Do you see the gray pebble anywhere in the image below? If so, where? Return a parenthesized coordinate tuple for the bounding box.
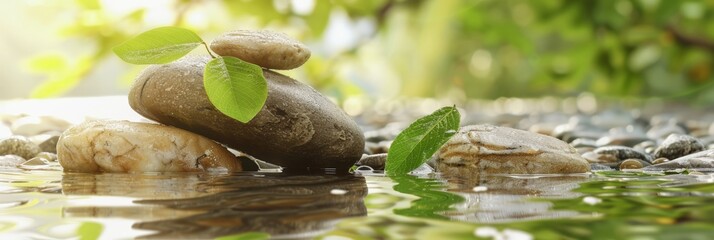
(0, 136, 41, 159)
(593, 146, 652, 162)
(356, 153, 387, 170)
(596, 134, 651, 147)
(653, 134, 704, 160)
(590, 163, 614, 171)
(0, 154, 25, 167)
(644, 149, 714, 170)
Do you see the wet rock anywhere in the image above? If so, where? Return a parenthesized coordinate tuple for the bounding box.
(595, 134, 650, 147)
(653, 134, 705, 160)
(57, 120, 241, 173)
(619, 159, 645, 169)
(437, 125, 590, 175)
(210, 30, 311, 70)
(553, 116, 606, 142)
(0, 155, 25, 167)
(38, 135, 60, 153)
(356, 153, 387, 170)
(0, 136, 41, 159)
(570, 138, 597, 148)
(584, 146, 653, 164)
(651, 157, 668, 165)
(10, 116, 70, 136)
(590, 163, 614, 171)
(643, 149, 714, 170)
(129, 56, 364, 172)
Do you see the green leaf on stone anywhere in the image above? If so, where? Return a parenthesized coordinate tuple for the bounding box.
(113, 26, 203, 64)
(386, 106, 460, 176)
(204, 56, 268, 123)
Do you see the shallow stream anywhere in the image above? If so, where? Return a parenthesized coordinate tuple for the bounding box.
(2, 166, 714, 239)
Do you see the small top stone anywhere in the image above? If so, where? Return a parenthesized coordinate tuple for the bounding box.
(210, 30, 311, 70)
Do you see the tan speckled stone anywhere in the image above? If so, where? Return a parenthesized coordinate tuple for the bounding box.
(437, 125, 590, 176)
(210, 30, 310, 70)
(57, 120, 240, 173)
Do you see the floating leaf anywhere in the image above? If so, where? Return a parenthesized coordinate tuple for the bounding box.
(215, 232, 270, 240)
(113, 26, 203, 64)
(204, 56, 268, 123)
(386, 106, 460, 175)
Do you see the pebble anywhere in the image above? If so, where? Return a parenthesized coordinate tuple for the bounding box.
(128, 56, 364, 172)
(38, 135, 60, 153)
(583, 146, 653, 164)
(356, 153, 387, 170)
(595, 134, 650, 147)
(0, 136, 41, 159)
(653, 134, 705, 160)
(57, 120, 241, 173)
(644, 149, 714, 170)
(619, 159, 645, 169)
(437, 124, 590, 176)
(651, 157, 669, 165)
(10, 116, 70, 136)
(210, 29, 311, 70)
(0, 155, 25, 167)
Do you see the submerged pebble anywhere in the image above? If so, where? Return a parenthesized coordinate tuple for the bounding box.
(437, 124, 590, 176)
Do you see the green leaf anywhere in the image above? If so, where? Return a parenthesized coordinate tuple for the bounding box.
(386, 106, 460, 175)
(215, 232, 270, 240)
(76, 221, 103, 240)
(113, 26, 203, 64)
(204, 56, 268, 123)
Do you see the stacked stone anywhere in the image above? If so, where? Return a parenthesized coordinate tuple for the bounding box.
(48, 30, 364, 173)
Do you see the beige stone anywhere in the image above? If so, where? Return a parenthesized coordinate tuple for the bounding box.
(210, 30, 311, 70)
(437, 125, 590, 176)
(57, 120, 240, 173)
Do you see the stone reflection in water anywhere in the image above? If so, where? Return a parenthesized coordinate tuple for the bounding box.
(440, 168, 591, 223)
(116, 174, 367, 239)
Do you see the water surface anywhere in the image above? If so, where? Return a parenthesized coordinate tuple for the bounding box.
(2, 167, 714, 239)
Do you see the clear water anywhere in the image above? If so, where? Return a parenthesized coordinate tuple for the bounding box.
(2, 165, 714, 239)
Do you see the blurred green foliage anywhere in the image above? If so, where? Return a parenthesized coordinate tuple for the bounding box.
(27, 0, 714, 102)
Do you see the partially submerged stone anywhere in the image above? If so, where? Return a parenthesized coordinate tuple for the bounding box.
(0, 136, 41, 159)
(210, 30, 311, 70)
(129, 56, 364, 172)
(643, 149, 714, 170)
(57, 120, 240, 173)
(437, 125, 590, 176)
